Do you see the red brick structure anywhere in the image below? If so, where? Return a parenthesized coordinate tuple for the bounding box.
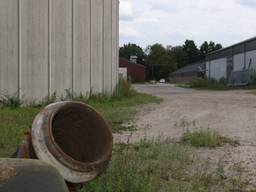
(119, 58, 146, 83)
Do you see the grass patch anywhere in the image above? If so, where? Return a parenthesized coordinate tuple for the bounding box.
(181, 129, 239, 148)
(0, 80, 161, 157)
(81, 139, 249, 192)
(88, 93, 161, 133)
(178, 78, 230, 91)
(178, 78, 256, 91)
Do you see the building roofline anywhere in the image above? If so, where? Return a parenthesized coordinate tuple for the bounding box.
(207, 36, 256, 56)
(119, 57, 146, 68)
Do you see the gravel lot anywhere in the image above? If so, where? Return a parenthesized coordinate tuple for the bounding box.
(115, 84, 256, 187)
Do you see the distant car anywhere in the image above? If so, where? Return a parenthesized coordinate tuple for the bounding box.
(159, 79, 166, 83)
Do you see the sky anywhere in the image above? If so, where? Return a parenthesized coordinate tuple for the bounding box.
(119, 0, 256, 49)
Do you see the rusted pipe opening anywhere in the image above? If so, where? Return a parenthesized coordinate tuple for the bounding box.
(31, 101, 113, 183)
(51, 103, 112, 163)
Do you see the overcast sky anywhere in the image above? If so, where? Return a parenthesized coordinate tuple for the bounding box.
(119, 0, 256, 49)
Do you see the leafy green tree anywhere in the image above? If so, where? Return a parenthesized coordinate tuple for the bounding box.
(183, 40, 200, 64)
(145, 44, 176, 80)
(200, 41, 223, 59)
(119, 43, 146, 64)
(168, 46, 189, 69)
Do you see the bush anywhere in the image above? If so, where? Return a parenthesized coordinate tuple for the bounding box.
(250, 72, 256, 85)
(219, 77, 227, 85)
(189, 78, 209, 88)
(188, 78, 229, 90)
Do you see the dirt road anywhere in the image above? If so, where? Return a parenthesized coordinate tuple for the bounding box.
(115, 84, 256, 187)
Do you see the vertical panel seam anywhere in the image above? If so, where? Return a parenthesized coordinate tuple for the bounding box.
(48, 0, 51, 97)
(110, 0, 113, 92)
(116, 0, 119, 85)
(18, 0, 21, 99)
(72, 0, 75, 97)
(89, 0, 92, 94)
(102, 0, 105, 93)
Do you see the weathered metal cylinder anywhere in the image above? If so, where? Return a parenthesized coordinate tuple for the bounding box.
(31, 101, 113, 184)
(0, 158, 69, 192)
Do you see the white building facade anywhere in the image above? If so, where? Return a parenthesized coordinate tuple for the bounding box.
(0, 0, 119, 102)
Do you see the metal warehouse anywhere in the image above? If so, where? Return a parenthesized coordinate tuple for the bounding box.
(0, 0, 119, 102)
(170, 61, 204, 83)
(206, 37, 256, 85)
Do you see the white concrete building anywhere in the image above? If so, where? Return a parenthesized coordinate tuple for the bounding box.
(0, 0, 119, 102)
(206, 37, 256, 84)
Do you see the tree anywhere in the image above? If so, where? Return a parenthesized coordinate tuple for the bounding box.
(168, 46, 189, 69)
(119, 43, 146, 64)
(183, 40, 200, 64)
(145, 44, 176, 80)
(199, 41, 223, 59)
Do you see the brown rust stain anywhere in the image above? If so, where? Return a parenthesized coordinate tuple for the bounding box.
(0, 164, 16, 183)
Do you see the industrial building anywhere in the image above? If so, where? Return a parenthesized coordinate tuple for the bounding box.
(0, 0, 119, 102)
(206, 37, 256, 85)
(170, 61, 205, 83)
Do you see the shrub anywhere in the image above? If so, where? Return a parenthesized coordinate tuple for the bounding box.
(189, 78, 209, 88)
(250, 72, 256, 85)
(187, 78, 229, 90)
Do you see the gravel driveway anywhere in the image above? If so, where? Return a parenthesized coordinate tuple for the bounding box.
(115, 84, 256, 187)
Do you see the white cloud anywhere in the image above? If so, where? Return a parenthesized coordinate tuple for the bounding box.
(119, 24, 140, 38)
(237, 0, 256, 7)
(119, 0, 256, 49)
(120, 0, 134, 21)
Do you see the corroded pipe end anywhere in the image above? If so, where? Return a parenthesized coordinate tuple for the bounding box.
(31, 102, 113, 184)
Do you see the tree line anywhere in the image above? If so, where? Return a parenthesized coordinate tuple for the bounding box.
(119, 40, 222, 80)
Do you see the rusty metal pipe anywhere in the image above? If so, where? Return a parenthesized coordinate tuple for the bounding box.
(30, 101, 113, 184)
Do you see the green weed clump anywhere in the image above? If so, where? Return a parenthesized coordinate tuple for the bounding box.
(188, 78, 229, 90)
(181, 129, 239, 148)
(0, 93, 22, 108)
(81, 139, 248, 192)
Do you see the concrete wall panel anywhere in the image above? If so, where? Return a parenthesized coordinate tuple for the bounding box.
(233, 53, 245, 72)
(50, 0, 72, 96)
(111, 0, 119, 91)
(73, 0, 91, 95)
(20, 0, 48, 102)
(91, 0, 104, 93)
(0, 0, 118, 102)
(0, 0, 18, 96)
(103, 0, 113, 93)
(210, 58, 227, 80)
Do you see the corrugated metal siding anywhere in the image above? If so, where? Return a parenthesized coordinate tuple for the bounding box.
(206, 37, 256, 81)
(0, 0, 119, 102)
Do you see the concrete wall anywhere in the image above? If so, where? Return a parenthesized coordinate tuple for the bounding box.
(0, 0, 119, 102)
